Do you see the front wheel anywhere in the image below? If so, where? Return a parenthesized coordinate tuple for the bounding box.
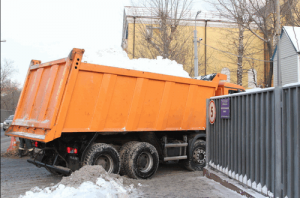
(83, 143, 120, 174)
(181, 140, 206, 171)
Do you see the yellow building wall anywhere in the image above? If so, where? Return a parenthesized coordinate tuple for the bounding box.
(125, 21, 265, 89)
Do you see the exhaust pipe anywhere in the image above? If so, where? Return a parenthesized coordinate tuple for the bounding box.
(27, 159, 72, 175)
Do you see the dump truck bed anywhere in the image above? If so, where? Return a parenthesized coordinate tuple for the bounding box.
(6, 48, 225, 142)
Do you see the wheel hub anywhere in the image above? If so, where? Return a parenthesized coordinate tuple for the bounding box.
(137, 152, 153, 173)
(95, 154, 113, 173)
(193, 148, 206, 165)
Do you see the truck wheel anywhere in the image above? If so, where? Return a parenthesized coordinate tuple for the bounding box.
(83, 143, 120, 174)
(124, 142, 159, 179)
(182, 140, 206, 171)
(119, 141, 138, 175)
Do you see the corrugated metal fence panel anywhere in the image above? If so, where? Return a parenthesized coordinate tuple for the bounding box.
(207, 84, 300, 197)
(207, 88, 276, 196)
(282, 85, 300, 198)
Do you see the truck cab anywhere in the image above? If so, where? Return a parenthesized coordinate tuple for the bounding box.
(216, 82, 245, 96)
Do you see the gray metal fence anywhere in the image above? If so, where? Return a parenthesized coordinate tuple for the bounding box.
(206, 84, 300, 198)
(1, 109, 14, 123)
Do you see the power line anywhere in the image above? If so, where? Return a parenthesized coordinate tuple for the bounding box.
(201, 43, 273, 62)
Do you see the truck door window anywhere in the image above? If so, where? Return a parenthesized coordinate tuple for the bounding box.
(229, 89, 239, 94)
(228, 89, 245, 94)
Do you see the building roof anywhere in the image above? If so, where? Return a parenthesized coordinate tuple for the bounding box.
(124, 6, 232, 22)
(272, 26, 300, 60)
(283, 26, 300, 53)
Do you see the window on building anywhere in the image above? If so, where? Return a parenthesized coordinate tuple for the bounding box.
(146, 26, 153, 38)
(221, 68, 230, 82)
(248, 69, 257, 88)
(125, 26, 128, 39)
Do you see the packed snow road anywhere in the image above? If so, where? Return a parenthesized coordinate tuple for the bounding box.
(1, 157, 61, 198)
(1, 159, 243, 197)
(1, 130, 243, 198)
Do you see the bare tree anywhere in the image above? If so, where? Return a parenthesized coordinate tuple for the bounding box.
(239, 0, 278, 87)
(207, 0, 257, 85)
(1, 59, 21, 111)
(282, 0, 300, 26)
(130, 0, 194, 68)
(209, 0, 299, 87)
(212, 25, 264, 87)
(1, 59, 16, 93)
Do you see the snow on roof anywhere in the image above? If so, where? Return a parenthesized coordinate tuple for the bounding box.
(124, 6, 232, 22)
(271, 26, 300, 60)
(283, 26, 300, 53)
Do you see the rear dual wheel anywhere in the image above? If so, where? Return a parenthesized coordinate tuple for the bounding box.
(121, 142, 159, 179)
(83, 143, 120, 174)
(83, 142, 159, 179)
(119, 141, 138, 175)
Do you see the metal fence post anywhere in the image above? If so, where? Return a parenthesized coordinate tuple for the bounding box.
(274, 86, 282, 198)
(206, 99, 210, 167)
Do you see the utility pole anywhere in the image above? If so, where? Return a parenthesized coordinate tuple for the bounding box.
(275, 0, 281, 86)
(133, 16, 136, 59)
(274, 0, 282, 198)
(204, 20, 207, 76)
(194, 11, 201, 78)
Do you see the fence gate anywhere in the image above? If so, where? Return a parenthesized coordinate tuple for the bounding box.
(206, 84, 300, 198)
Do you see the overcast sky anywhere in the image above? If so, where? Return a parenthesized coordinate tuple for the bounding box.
(1, 0, 207, 86)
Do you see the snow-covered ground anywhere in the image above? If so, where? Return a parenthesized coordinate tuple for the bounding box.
(83, 48, 190, 78)
(15, 164, 248, 198)
(19, 166, 137, 198)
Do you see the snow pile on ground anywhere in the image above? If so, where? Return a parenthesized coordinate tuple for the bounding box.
(19, 166, 139, 198)
(82, 47, 191, 78)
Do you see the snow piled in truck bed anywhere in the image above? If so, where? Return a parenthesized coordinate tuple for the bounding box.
(82, 47, 191, 78)
(19, 166, 138, 198)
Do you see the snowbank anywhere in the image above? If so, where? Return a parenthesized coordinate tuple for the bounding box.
(82, 47, 191, 78)
(282, 82, 300, 87)
(19, 166, 138, 198)
(245, 88, 262, 92)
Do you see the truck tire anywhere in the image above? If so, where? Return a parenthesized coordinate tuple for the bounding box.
(138, 132, 164, 161)
(119, 141, 138, 175)
(182, 140, 206, 171)
(124, 142, 159, 179)
(83, 143, 120, 174)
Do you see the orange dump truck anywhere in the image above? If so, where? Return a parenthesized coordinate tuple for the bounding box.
(5, 48, 244, 179)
